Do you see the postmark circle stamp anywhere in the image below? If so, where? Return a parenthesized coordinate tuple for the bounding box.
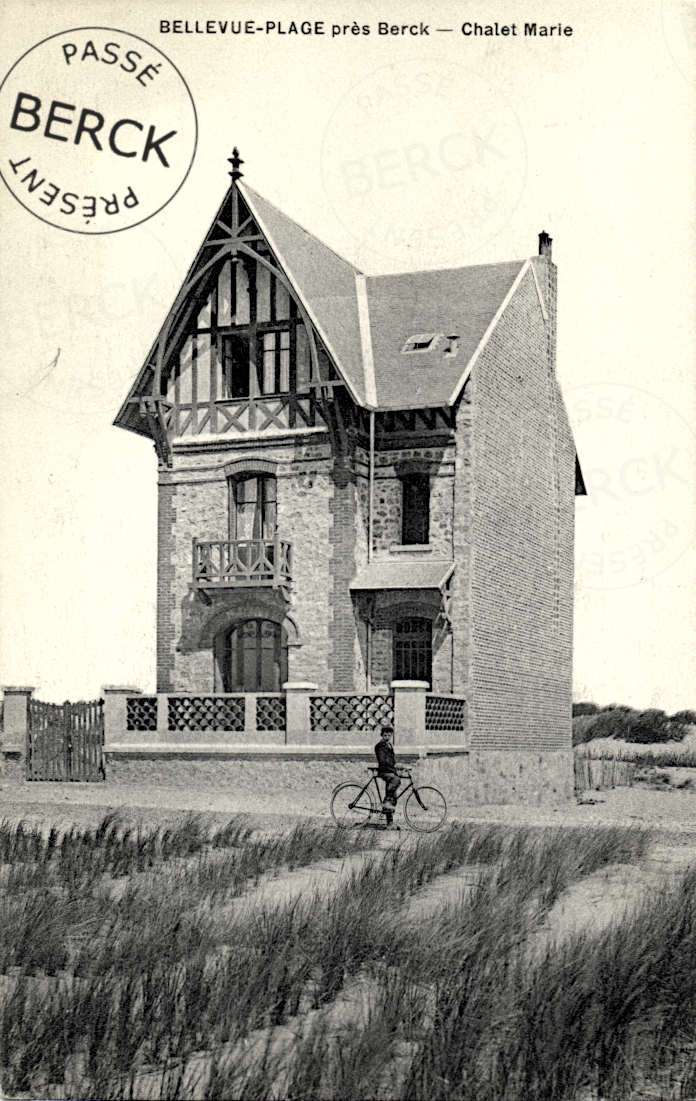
(567, 382, 695, 590)
(0, 27, 197, 234)
(320, 58, 527, 270)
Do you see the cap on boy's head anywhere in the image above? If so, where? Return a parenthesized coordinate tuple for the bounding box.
(380, 726, 393, 737)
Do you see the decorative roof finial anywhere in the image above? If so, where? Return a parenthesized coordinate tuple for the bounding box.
(228, 148, 244, 181)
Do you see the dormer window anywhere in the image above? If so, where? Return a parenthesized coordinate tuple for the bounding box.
(401, 333, 441, 354)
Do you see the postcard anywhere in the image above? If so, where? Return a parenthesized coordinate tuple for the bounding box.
(0, 1, 695, 1097)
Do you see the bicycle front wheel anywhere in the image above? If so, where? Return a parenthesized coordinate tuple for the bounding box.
(405, 786, 447, 832)
(331, 782, 376, 828)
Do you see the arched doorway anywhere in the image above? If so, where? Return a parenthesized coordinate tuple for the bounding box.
(393, 617, 432, 685)
(220, 619, 288, 692)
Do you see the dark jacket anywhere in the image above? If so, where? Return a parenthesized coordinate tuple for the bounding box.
(375, 739, 397, 776)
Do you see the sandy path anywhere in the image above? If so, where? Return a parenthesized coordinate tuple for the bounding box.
(4, 776, 696, 839)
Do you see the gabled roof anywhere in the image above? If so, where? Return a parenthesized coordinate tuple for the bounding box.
(114, 176, 545, 429)
(240, 186, 539, 411)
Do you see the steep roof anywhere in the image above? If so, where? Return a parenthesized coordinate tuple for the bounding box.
(364, 261, 526, 409)
(239, 184, 368, 404)
(241, 185, 532, 410)
(114, 178, 540, 428)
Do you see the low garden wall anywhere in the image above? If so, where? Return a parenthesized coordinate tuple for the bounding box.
(1, 685, 577, 804)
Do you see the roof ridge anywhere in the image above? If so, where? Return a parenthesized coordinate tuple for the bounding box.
(239, 183, 363, 274)
(365, 258, 527, 280)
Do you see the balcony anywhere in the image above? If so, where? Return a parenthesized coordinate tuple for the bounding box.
(192, 537, 292, 591)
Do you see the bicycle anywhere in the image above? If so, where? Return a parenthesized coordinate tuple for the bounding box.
(330, 767, 447, 833)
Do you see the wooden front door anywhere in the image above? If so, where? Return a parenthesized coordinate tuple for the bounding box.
(220, 619, 288, 693)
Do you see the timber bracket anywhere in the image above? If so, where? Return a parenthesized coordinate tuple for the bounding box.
(140, 398, 173, 468)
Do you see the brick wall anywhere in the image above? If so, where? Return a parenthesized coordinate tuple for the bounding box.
(278, 464, 333, 687)
(467, 265, 574, 752)
(451, 379, 474, 698)
(156, 482, 177, 692)
(328, 462, 360, 691)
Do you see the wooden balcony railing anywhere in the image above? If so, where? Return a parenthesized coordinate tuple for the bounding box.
(192, 537, 292, 590)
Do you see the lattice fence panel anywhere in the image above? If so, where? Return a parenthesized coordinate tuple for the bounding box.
(425, 695, 467, 732)
(126, 697, 158, 732)
(168, 696, 245, 732)
(310, 695, 394, 732)
(256, 696, 287, 731)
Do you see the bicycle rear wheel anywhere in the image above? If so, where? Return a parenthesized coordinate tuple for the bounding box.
(331, 782, 376, 828)
(405, 786, 447, 832)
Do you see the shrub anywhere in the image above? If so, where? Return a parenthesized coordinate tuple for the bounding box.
(672, 709, 696, 725)
(572, 702, 600, 717)
(627, 708, 671, 744)
(572, 715, 600, 746)
(589, 708, 639, 741)
(670, 710, 696, 741)
(573, 705, 692, 746)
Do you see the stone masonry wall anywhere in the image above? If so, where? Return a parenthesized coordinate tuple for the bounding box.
(353, 444, 456, 692)
(101, 749, 571, 806)
(160, 433, 336, 692)
(357, 446, 456, 555)
(467, 264, 574, 753)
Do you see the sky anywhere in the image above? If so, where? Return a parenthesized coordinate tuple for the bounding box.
(0, 0, 694, 710)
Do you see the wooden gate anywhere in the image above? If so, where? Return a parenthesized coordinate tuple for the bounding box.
(27, 699, 105, 781)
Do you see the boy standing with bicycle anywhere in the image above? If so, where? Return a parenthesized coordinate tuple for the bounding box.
(374, 726, 401, 828)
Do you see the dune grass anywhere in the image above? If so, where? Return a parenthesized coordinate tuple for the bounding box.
(0, 818, 659, 1099)
(202, 854, 696, 1101)
(576, 734, 696, 769)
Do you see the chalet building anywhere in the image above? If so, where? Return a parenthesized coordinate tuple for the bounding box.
(114, 152, 585, 800)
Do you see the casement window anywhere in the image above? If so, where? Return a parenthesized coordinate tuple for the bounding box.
(165, 256, 311, 404)
(217, 259, 302, 398)
(401, 472, 430, 545)
(220, 619, 288, 693)
(229, 475, 277, 541)
(393, 617, 432, 686)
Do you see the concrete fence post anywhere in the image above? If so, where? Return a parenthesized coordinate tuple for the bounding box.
(283, 682, 317, 744)
(391, 680, 428, 744)
(244, 694, 257, 737)
(102, 686, 141, 744)
(156, 694, 169, 735)
(1, 686, 34, 747)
